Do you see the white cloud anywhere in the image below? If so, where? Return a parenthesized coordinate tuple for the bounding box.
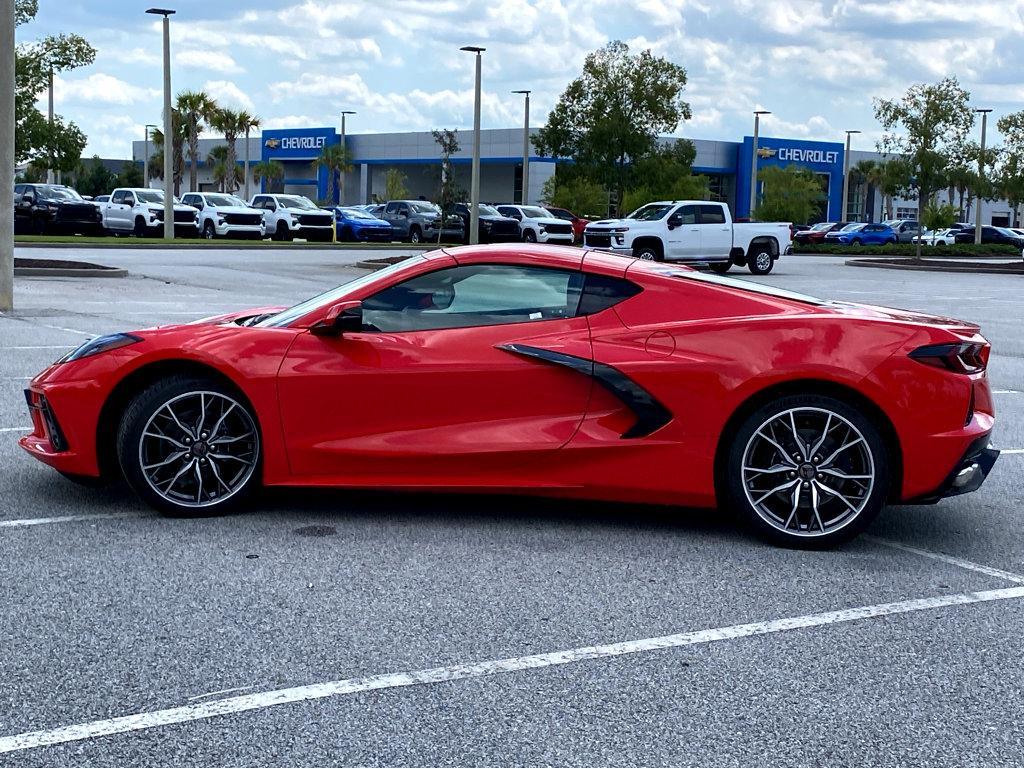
(202, 80, 256, 112)
(50, 73, 160, 107)
(176, 49, 244, 75)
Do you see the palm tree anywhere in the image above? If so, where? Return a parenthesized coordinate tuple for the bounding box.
(314, 143, 353, 204)
(236, 110, 261, 201)
(208, 108, 244, 193)
(149, 109, 187, 196)
(206, 145, 242, 193)
(850, 159, 878, 222)
(252, 160, 285, 193)
(176, 90, 216, 193)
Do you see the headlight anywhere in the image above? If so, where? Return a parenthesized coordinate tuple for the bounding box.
(149, 207, 162, 215)
(59, 333, 142, 363)
(613, 226, 629, 233)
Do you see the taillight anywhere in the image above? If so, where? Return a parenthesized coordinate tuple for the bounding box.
(909, 342, 989, 374)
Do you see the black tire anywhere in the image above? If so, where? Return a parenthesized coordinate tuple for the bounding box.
(632, 242, 663, 261)
(117, 375, 261, 517)
(722, 394, 890, 549)
(709, 261, 731, 274)
(275, 221, 292, 242)
(339, 226, 354, 242)
(523, 229, 537, 243)
(30, 216, 47, 235)
(850, 238, 862, 247)
(747, 245, 774, 275)
(134, 216, 149, 238)
(202, 221, 216, 240)
(409, 226, 422, 244)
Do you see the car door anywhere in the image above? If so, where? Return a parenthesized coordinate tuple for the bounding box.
(665, 204, 699, 259)
(696, 203, 731, 259)
(277, 258, 594, 481)
(108, 190, 129, 230)
(13, 185, 29, 229)
(497, 205, 524, 235)
(382, 201, 407, 237)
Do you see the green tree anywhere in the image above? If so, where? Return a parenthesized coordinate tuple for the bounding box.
(252, 160, 285, 193)
(73, 156, 117, 198)
(237, 111, 262, 200)
(541, 174, 608, 219)
(116, 160, 143, 189)
(208, 108, 244, 193)
(384, 168, 408, 200)
(176, 90, 216, 193)
(874, 77, 974, 258)
(207, 145, 243, 193)
(432, 129, 463, 243)
(753, 164, 826, 224)
(996, 111, 1024, 226)
(533, 41, 691, 213)
(876, 158, 913, 221)
(920, 201, 957, 231)
(14, 2, 95, 168)
(620, 140, 707, 214)
(149, 109, 187, 196)
(315, 143, 353, 204)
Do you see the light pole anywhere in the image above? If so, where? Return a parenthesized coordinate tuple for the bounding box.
(841, 129, 861, 222)
(339, 110, 355, 205)
(1, 0, 14, 312)
(46, 67, 54, 184)
(974, 108, 992, 245)
(750, 110, 770, 217)
(461, 46, 485, 244)
(147, 8, 175, 239)
(512, 90, 530, 204)
(143, 123, 157, 188)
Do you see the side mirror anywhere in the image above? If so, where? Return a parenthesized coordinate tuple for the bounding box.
(311, 300, 363, 337)
(667, 214, 682, 229)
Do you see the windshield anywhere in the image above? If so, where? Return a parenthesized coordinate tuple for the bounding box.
(205, 194, 247, 207)
(410, 202, 440, 214)
(340, 207, 377, 220)
(258, 257, 427, 328)
(477, 204, 500, 216)
(521, 206, 551, 218)
(839, 223, 865, 232)
(627, 204, 673, 221)
(136, 190, 165, 204)
(36, 186, 83, 201)
(277, 195, 318, 210)
(809, 222, 833, 232)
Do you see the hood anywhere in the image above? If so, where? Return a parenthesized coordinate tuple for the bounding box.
(531, 216, 570, 226)
(479, 214, 517, 223)
(187, 306, 288, 326)
(346, 215, 391, 226)
(284, 207, 331, 215)
(828, 301, 980, 334)
(586, 218, 630, 229)
(207, 206, 260, 215)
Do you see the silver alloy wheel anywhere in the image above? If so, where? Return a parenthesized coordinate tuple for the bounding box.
(138, 390, 259, 509)
(740, 407, 875, 537)
(637, 248, 658, 261)
(755, 251, 772, 271)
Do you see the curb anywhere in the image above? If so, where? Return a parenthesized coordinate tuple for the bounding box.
(14, 240, 450, 251)
(355, 256, 417, 271)
(845, 258, 1024, 274)
(15, 266, 129, 278)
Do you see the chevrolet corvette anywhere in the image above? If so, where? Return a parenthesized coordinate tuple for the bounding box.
(21, 245, 998, 547)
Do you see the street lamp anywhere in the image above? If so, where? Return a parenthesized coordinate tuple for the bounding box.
(461, 46, 485, 244)
(974, 108, 992, 245)
(143, 123, 157, 188)
(750, 110, 771, 217)
(147, 8, 175, 239)
(339, 110, 356, 205)
(512, 90, 531, 204)
(1, 0, 14, 312)
(841, 129, 861, 222)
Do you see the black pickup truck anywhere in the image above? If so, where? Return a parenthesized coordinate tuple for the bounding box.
(14, 183, 104, 235)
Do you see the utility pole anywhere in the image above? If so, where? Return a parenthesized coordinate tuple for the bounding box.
(47, 68, 55, 183)
(1, 0, 14, 311)
(143, 124, 157, 188)
(339, 110, 355, 205)
(750, 110, 770, 218)
(841, 129, 860, 222)
(512, 90, 530, 204)
(974, 108, 991, 245)
(147, 8, 176, 239)
(461, 46, 485, 244)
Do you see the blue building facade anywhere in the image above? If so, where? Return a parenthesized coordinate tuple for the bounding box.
(734, 136, 845, 220)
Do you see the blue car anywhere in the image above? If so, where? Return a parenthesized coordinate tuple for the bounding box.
(330, 206, 395, 242)
(823, 222, 897, 246)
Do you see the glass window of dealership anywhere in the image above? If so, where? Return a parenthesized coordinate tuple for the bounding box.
(132, 128, 1017, 225)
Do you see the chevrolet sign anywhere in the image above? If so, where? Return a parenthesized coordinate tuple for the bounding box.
(279, 136, 326, 150)
(776, 147, 839, 165)
(756, 147, 777, 158)
(264, 138, 280, 149)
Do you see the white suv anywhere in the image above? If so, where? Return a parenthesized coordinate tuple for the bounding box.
(496, 204, 575, 244)
(181, 192, 265, 240)
(250, 193, 335, 242)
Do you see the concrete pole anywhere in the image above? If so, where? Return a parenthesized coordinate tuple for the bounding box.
(749, 112, 768, 217)
(243, 126, 250, 201)
(340, 113, 346, 206)
(1, 0, 15, 311)
(975, 109, 991, 245)
(520, 92, 530, 204)
(841, 130, 859, 222)
(143, 127, 149, 189)
(469, 50, 482, 244)
(46, 68, 54, 184)
(160, 14, 173, 239)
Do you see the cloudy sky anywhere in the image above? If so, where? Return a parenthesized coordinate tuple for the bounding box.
(17, 0, 1024, 159)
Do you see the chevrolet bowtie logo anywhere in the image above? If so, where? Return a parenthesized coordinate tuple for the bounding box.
(264, 138, 280, 149)
(757, 147, 777, 158)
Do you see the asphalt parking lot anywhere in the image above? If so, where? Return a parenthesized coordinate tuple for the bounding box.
(1, 247, 1023, 766)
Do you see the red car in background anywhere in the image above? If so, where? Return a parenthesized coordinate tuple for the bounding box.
(544, 206, 589, 243)
(793, 221, 851, 246)
(21, 245, 997, 548)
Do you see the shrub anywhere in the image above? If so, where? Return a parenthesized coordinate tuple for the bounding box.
(792, 242, 1021, 257)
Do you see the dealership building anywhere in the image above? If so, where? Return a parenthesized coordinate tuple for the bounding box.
(131, 127, 1016, 225)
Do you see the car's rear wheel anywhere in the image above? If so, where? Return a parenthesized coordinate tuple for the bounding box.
(723, 394, 889, 548)
(747, 246, 774, 275)
(117, 376, 261, 517)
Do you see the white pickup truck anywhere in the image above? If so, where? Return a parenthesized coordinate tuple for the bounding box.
(583, 200, 791, 275)
(180, 192, 265, 240)
(249, 193, 335, 242)
(100, 188, 199, 237)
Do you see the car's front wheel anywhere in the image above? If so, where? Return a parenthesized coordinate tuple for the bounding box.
(202, 221, 216, 240)
(723, 394, 889, 548)
(117, 376, 261, 516)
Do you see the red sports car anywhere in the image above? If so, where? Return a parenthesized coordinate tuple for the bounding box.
(20, 245, 998, 547)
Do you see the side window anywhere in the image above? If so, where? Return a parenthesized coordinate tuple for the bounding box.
(674, 205, 697, 225)
(577, 274, 642, 316)
(362, 264, 584, 333)
(697, 204, 726, 224)
(384, 202, 398, 214)
(399, 204, 410, 217)
(111, 190, 125, 204)
(123, 192, 135, 206)
(497, 206, 521, 220)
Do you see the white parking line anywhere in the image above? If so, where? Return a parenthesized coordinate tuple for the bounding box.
(867, 536, 1024, 584)
(0, 427, 29, 433)
(0, 513, 142, 529)
(0, 346, 70, 350)
(993, 389, 1021, 394)
(1, 585, 1023, 754)
(1000, 449, 1024, 455)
